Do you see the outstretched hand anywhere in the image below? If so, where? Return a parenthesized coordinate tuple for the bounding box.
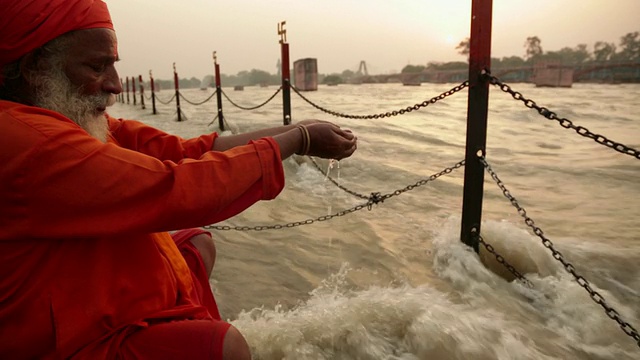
(304, 123, 357, 160)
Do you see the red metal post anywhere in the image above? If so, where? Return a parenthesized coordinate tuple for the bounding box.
(125, 77, 130, 104)
(149, 71, 156, 114)
(138, 75, 145, 110)
(213, 52, 225, 131)
(173, 63, 182, 122)
(279, 21, 291, 125)
(460, 0, 493, 253)
(131, 76, 137, 106)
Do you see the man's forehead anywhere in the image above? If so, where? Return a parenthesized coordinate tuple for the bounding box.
(66, 28, 118, 57)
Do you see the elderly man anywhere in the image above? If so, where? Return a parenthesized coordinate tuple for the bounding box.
(0, 0, 357, 359)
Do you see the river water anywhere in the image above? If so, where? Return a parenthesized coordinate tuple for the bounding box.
(109, 81, 640, 359)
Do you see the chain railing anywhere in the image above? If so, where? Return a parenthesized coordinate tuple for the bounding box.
(154, 93, 176, 105)
(480, 156, 640, 348)
(308, 157, 369, 200)
(204, 159, 465, 231)
(486, 71, 640, 160)
(478, 235, 533, 288)
(291, 81, 469, 119)
(221, 87, 282, 110)
(179, 91, 217, 106)
(307, 155, 535, 289)
(118, 70, 638, 349)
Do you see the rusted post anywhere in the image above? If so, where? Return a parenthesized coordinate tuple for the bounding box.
(173, 63, 182, 122)
(125, 76, 130, 104)
(278, 21, 291, 125)
(119, 78, 124, 103)
(213, 52, 225, 131)
(460, 0, 493, 253)
(132, 76, 137, 106)
(149, 71, 156, 114)
(138, 75, 145, 110)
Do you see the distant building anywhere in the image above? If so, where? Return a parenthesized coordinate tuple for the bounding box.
(532, 61, 573, 87)
(293, 58, 318, 91)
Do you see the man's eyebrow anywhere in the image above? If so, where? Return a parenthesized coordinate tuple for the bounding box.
(89, 54, 120, 63)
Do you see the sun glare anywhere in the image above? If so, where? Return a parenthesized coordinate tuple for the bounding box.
(445, 34, 455, 44)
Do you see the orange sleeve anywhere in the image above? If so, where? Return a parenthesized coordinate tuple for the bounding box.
(107, 116, 219, 161)
(0, 103, 285, 240)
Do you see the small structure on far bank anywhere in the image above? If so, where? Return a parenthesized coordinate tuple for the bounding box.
(294, 58, 318, 91)
(532, 61, 574, 87)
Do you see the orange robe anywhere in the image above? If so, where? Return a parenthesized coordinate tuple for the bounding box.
(0, 100, 285, 359)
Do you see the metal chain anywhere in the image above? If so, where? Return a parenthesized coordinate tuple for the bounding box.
(154, 93, 176, 105)
(308, 157, 369, 200)
(480, 156, 640, 348)
(290, 81, 469, 119)
(485, 72, 640, 160)
(179, 91, 217, 106)
(478, 235, 533, 288)
(221, 87, 282, 110)
(203, 159, 465, 231)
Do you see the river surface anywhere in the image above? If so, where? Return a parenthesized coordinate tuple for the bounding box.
(109, 81, 640, 359)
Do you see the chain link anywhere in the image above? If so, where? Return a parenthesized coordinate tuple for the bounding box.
(203, 159, 465, 231)
(290, 81, 468, 119)
(478, 235, 533, 288)
(221, 87, 282, 111)
(179, 91, 217, 106)
(480, 156, 640, 348)
(485, 72, 640, 160)
(308, 157, 370, 200)
(154, 93, 176, 105)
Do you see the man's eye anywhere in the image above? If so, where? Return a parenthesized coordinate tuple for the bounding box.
(90, 64, 106, 72)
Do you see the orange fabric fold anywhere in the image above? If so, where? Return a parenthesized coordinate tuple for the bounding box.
(0, 101, 285, 358)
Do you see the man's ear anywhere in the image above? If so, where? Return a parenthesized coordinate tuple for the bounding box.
(19, 50, 51, 85)
(19, 52, 38, 84)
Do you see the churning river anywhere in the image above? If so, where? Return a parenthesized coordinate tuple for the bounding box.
(109, 81, 640, 359)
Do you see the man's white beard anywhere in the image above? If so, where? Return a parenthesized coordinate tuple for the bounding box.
(33, 67, 116, 142)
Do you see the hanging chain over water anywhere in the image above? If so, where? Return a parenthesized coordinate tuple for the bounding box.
(485, 71, 640, 160)
(221, 87, 282, 110)
(154, 93, 176, 105)
(179, 91, 217, 106)
(311, 155, 533, 288)
(478, 235, 533, 288)
(203, 159, 465, 231)
(309, 157, 369, 200)
(480, 156, 640, 348)
(290, 81, 468, 119)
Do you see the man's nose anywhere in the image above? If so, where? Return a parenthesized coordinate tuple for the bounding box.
(103, 65, 122, 94)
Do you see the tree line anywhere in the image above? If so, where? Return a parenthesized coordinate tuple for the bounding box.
(148, 31, 639, 88)
(151, 69, 281, 91)
(406, 31, 640, 73)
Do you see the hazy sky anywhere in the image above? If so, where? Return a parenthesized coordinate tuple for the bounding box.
(107, 0, 640, 80)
